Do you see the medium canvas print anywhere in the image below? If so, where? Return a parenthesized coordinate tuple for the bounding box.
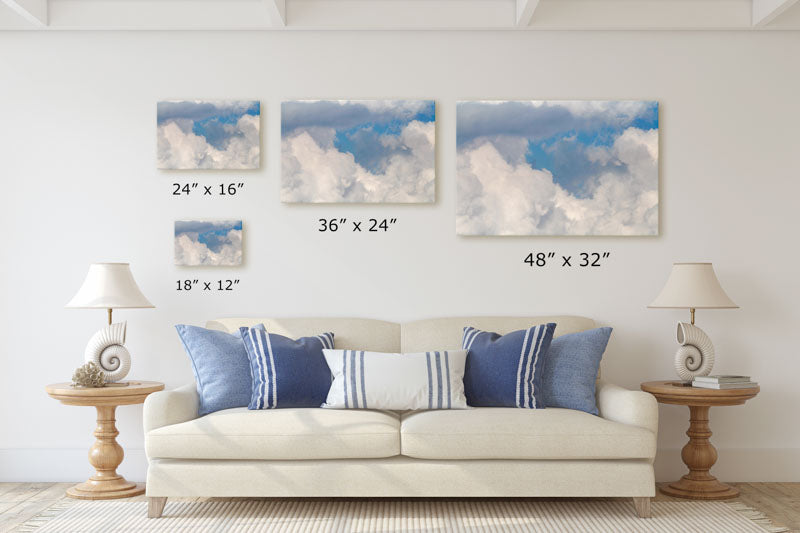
(456, 100, 659, 236)
(281, 100, 435, 203)
(174, 220, 243, 266)
(157, 100, 260, 169)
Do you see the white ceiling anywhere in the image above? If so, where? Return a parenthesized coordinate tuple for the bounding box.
(1, 0, 799, 30)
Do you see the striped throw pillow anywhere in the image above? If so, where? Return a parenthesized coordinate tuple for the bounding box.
(240, 327, 335, 409)
(321, 350, 468, 410)
(462, 323, 556, 408)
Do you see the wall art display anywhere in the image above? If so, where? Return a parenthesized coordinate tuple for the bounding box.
(281, 100, 436, 203)
(456, 100, 659, 236)
(174, 220, 243, 266)
(157, 100, 260, 170)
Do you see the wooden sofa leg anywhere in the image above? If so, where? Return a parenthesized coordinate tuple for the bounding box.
(633, 497, 651, 518)
(148, 497, 167, 518)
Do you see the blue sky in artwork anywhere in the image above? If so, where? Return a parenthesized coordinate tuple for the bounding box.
(157, 101, 259, 150)
(157, 100, 260, 170)
(457, 101, 658, 197)
(175, 220, 242, 253)
(282, 100, 435, 174)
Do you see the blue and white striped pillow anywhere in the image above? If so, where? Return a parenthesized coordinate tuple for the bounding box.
(240, 327, 334, 409)
(462, 323, 556, 408)
(321, 349, 468, 410)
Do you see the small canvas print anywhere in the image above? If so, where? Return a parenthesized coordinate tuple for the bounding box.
(174, 220, 243, 266)
(281, 100, 435, 203)
(157, 100, 260, 169)
(456, 100, 659, 236)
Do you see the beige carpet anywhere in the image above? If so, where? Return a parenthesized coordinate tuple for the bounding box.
(16, 499, 788, 532)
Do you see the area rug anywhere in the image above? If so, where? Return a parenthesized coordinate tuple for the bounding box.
(15, 499, 788, 533)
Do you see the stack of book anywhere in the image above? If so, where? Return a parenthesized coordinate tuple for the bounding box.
(692, 375, 758, 389)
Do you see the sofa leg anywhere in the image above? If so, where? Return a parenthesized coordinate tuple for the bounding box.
(632, 497, 651, 518)
(148, 497, 167, 518)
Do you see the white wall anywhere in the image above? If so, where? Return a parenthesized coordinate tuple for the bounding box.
(0, 30, 798, 483)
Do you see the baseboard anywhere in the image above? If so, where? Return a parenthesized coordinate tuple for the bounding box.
(2, 448, 799, 483)
(0, 448, 148, 482)
(654, 448, 800, 482)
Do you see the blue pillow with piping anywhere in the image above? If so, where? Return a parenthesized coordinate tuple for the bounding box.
(542, 327, 613, 415)
(175, 324, 265, 416)
(462, 323, 556, 408)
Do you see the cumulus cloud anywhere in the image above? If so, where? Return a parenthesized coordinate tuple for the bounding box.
(157, 100, 260, 170)
(281, 100, 435, 203)
(457, 126, 658, 236)
(174, 220, 242, 266)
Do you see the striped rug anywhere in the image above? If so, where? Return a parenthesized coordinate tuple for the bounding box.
(17, 499, 788, 532)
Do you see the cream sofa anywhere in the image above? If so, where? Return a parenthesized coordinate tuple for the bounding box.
(143, 316, 658, 518)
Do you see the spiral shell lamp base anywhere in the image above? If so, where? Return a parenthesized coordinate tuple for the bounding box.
(84, 321, 131, 383)
(673, 321, 715, 381)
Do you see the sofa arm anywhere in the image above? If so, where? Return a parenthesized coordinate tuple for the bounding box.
(596, 381, 658, 435)
(143, 383, 199, 433)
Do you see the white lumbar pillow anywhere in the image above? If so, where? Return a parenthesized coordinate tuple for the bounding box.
(322, 349, 469, 410)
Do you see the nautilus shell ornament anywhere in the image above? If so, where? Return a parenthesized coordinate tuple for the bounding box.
(674, 322, 715, 381)
(84, 322, 131, 382)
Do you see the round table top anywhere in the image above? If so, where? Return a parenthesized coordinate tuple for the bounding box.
(641, 380, 759, 407)
(46, 381, 165, 407)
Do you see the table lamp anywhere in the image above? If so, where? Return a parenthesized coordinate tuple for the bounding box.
(648, 262, 738, 382)
(66, 263, 154, 383)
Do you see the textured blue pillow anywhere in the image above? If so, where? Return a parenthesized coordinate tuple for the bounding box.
(175, 324, 265, 416)
(542, 327, 613, 415)
(462, 323, 556, 408)
(240, 327, 334, 409)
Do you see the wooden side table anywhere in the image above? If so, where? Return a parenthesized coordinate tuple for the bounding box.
(45, 381, 165, 500)
(641, 380, 759, 500)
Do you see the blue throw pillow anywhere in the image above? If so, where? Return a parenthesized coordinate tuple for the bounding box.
(542, 327, 613, 415)
(462, 323, 556, 408)
(240, 327, 334, 409)
(175, 324, 265, 417)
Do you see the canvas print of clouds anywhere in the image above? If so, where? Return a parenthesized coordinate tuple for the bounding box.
(457, 101, 659, 236)
(157, 100, 260, 169)
(281, 100, 435, 203)
(174, 220, 242, 266)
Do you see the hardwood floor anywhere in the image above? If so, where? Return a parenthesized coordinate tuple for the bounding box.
(0, 482, 798, 532)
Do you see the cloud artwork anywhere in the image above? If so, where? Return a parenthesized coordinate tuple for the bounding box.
(281, 100, 436, 203)
(174, 220, 243, 266)
(157, 100, 260, 170)
(456, 101, 659, 236)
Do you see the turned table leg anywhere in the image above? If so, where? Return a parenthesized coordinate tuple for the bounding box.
(660, 405, 739, 500)
(66, 405, 145, 500)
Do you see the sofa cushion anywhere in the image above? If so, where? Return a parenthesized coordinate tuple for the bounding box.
(400, 408, 655, 460)
(146, 408, 400, 460)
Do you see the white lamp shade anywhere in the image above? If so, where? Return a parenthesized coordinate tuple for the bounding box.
(648, 262, 738, 309)
(66, 263, 154, 309)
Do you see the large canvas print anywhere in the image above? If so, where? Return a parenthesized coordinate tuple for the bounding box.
(456, 101, 659, 236)
(281, 100, 435, 203)
(157, 100, 260, 169)
(174, 220, 243, 266)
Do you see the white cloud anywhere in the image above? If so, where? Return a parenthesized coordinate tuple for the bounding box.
(157, 113, 259, 170)
(457, 127, 658, 236)
(174, 229, 242, 266)
(281, 120, 435, 203)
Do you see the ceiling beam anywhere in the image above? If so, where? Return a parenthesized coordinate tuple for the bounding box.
(752, 0, 800, 26)
(264, 0, 286, 26)
(1, 0, 47, 26)
(516, 0, 540, 26)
